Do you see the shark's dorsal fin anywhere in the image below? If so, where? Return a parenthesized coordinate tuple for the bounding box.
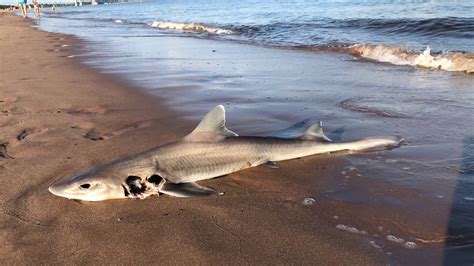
(300, 122, 332, 142)
(184, 105, 238, 142)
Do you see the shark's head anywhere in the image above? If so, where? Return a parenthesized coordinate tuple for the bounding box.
(48, 167, 128, 201)
(48, 157, 164, 202)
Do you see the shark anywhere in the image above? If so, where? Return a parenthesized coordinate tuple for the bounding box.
(48, 105, 404, 201)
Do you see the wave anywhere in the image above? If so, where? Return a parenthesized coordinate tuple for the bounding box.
(46, 12, 473, 73)
(150, 21, 233, 35)
(349, 44, 474, 73)
(340, 98, 409, 118)
(339, 17, 474, 39)
(226, 17, 474, 41)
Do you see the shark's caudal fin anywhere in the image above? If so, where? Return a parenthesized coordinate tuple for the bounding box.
(335, 136, 404, 152)
(184, 105, 238, 142)
(300, 122, 332, 142)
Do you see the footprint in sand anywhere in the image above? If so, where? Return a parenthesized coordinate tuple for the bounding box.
(0, 143, 14, 159)
(81, 121, 152, 141)
(1, 106, 28, 116)
(0, 97, 19, 104)
(64, 106, 109, 115)
(0, 118, 21, 128)
(71, 121, 95, 130)
(16, 128, 46, 142)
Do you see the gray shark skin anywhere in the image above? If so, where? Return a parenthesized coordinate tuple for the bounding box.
(49, 105, 404, 201)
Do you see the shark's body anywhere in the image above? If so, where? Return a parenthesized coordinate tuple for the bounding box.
(49, 105, 403, 201)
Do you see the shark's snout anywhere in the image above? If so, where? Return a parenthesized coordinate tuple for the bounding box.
(48, 185, 56, 194)
(48, 181, 70, 198)
(48, 171, 129, 201)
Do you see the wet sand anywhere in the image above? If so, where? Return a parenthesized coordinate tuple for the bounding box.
(70, 23, 473, 263)
(0, 14, 391, 264)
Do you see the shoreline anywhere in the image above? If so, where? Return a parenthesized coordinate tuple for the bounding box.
(0, 14, 386, 264)
(3, 11, 472, 264)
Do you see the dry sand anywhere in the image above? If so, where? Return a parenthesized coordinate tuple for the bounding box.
(0, 14, 398, 264)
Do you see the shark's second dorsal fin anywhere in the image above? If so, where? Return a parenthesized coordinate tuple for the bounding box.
(184, 105, 238, 142)
(300, 122, 332, 142)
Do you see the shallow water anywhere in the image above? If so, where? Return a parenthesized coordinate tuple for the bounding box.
(36, 1, 474, 263)
(38, 0, 474, 73)
(42, 0, 474, 51)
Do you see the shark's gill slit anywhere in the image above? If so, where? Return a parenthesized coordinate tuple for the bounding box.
(123, 175, 162, 199)
(147, 174, 163, 185)
(125, 175, 145, 195)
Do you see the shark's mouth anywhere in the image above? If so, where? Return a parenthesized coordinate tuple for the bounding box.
(122, 175, 165, 199)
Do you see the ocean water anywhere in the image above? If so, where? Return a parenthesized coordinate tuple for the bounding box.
(34, 0, 473, 263)
(39, 0, 474, 72)
(43, 0, 474, 50)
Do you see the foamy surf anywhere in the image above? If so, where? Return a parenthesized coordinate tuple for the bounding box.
(150, 21, 233, 35)
(349, 44, 474, 73)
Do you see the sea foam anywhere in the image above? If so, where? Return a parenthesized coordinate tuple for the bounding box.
(349, 44, 474, 73)
(150, 21, 233, 35)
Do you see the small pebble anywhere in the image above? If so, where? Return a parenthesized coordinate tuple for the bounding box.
(369, 240, 382, 249)
(386, 235, 405, 244)
(302, 197, 316, 205)
(345, 166, 356, 171)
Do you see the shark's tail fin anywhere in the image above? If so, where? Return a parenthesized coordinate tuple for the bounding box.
(337, 136, 404, 152)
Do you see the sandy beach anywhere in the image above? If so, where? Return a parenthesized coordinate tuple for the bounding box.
(0, 14, 393, 264)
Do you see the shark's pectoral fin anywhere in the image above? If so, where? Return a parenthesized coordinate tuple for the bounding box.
(184, 105, 238, 142)
(159, 182, 224, 197)
(300, 121, 332, 142)
(264, 161, 279, 169)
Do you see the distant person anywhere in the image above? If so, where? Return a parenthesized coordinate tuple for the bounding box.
(51, 5, 56, 11)
(32, 0, 40, 18)
(16, 0, 27, 18)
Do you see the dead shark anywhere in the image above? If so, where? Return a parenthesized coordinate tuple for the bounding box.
(48, 105, 403, 201)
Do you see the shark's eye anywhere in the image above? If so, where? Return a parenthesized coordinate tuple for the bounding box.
(80, 183, 91, 189)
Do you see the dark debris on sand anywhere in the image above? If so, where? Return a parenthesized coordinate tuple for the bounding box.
(84, 129, 104, 141)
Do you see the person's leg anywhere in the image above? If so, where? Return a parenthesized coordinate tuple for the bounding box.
(21, 4, 27, 18)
